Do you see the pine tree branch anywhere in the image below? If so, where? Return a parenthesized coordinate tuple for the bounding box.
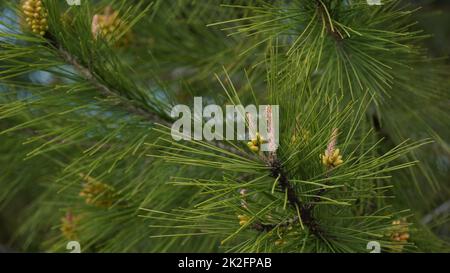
(51, 38, 325, 239)
(43, 35, 251, 158)
(251, 216, 299, 232)
(241, 155, 323, 236)
(309, 186, 328, 207)
(267, 157, 323, 236)
(56, 47, 171, 126)
(315, 0, 345, 42)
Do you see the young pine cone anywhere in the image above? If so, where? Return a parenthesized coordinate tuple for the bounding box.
(388, 218, 410, 252)
(79, 174, 115, 208)
(60, 211, 80, 241)
(21, 0, 48, 36)
(91, 6, 131, 47)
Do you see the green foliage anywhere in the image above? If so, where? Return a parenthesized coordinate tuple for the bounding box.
(0, 0, 449, 252)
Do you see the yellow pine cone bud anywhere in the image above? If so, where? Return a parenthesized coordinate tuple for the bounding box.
(247, 142, 259, 152)
(79, 174, 115, 208)
(391, 219, 410, 242)
(91, 6, 131, 47)
(247, 132, 267, 153)
(388, 218, 410, 253)
(60, 211, 80, 240)
(321, 148, 344, 168)
(21, 0, 48, 36)
(237, 214, 251, 226)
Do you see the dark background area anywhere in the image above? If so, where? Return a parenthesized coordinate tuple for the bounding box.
(412, 0, 450, 58)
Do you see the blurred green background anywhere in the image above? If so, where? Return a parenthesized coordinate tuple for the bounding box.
(413, 0, 450, 59)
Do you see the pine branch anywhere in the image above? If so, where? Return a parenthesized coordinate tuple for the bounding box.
(236, 155, 323, 236)
(315, 0, 344, 42)
(56, 46, 171, 126)
(2, 0, 447, 253)
(42, 34, 251, 158)
(251, 215, 299, 232)
(269, 157, 323, 236)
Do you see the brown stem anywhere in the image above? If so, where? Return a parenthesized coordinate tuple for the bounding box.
(268, 158, 323, 236)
